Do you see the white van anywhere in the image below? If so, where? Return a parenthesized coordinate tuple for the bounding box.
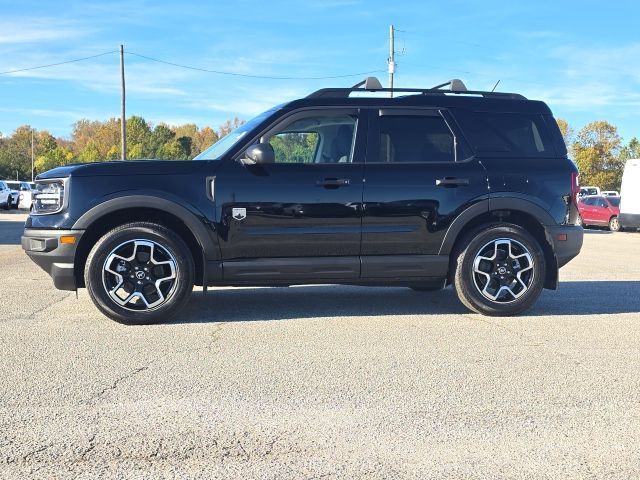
(619, 159, 640, 230)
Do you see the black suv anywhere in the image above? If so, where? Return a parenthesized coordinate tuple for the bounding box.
(22, 78, 583, 324)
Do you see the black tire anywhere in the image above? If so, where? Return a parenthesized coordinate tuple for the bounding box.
(608, 216, 620, 232)
(452, 223, 546, 316)
(84, 222, 194, 325)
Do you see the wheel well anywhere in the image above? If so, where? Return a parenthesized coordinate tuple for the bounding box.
(74, 207, 205, 288)
(448, 209, 558, 290)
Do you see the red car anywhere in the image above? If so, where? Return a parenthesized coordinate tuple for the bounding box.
(577, 195, 621, 231)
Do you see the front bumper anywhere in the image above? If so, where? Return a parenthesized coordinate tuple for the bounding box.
(620, 213, 640, 230)
(545, 224, 584, 268)
(22, 228, 85, 291)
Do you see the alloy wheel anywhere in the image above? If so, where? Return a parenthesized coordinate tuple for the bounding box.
(102, 239, 178, 311)
(472, 238, 534, 303)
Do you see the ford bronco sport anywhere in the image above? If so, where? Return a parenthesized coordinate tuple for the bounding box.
(22, 78, 583, 324)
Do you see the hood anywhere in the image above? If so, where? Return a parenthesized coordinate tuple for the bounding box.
(37, 159, 211, 179)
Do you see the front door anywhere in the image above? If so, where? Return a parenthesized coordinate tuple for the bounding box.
(213, 108, 366, 282)
(360, 108, 488, 278)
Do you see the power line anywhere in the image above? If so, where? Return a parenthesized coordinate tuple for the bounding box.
(0, 50, 118, 75)
(126, 51, 386, 80)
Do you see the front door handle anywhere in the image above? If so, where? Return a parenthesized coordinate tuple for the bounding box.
(435, 177, 469, 187)
(317, 177, 351, 188)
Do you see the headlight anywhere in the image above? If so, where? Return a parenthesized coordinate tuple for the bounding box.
(32, 179, 67, 215)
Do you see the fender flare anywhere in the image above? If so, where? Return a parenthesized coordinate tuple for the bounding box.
(72, 193, 218, 259)
(439, 197, 556, 256)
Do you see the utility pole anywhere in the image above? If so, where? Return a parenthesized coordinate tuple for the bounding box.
(31, 128, 34, 181)
(120, 44, 126, 161)
(388, 24, 395, 98)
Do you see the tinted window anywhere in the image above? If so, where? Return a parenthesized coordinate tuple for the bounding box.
(378, 115, 455, 163)
(581, 197, 596, 206)
(455, 111, 555, 157)
(596, 198, 609, 208)
(608, 197, 620, 207)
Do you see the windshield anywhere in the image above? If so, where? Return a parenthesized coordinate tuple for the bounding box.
(194, 108, 279, 160)
(608, 197, 620, 207)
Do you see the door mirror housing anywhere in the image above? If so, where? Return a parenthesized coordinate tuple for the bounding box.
(242, 143, 275, 165)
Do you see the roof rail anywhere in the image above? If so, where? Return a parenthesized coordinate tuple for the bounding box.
(307, 76, 527, 100)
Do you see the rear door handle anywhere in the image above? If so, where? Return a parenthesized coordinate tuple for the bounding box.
(317, 177, 351, 188)
(435, 177, 469, 187)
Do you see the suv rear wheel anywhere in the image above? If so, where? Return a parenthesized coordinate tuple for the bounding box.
(453, 224, 545, 316)
(84, 222, 194, 325)
(608, 216, 620, 232)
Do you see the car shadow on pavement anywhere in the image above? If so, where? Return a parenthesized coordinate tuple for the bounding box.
(170, 280, 640, 324)
(0, 220, 26, 245)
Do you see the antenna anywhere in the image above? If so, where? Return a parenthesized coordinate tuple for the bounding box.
(491, 79, 500, 92)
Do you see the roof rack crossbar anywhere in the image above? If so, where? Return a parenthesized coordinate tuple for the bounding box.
(308, 87, 526, 100)
(307, 77, 525, 100)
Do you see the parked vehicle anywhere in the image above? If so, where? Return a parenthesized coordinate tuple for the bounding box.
(602, 190, 619, 197)
(577, 195, 621, 231)
(6, 181, 35, 210)
(579, 186, 601, 196)
(0, 180, 12, 210)
(619, 159, 640, 231)
(22, 77, 583, 324)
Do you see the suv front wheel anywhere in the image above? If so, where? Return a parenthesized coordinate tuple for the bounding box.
(85, 222, 194, 325)
(453, 224, 546, 316)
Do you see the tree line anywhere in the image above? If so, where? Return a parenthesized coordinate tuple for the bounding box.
(557, 119, 639, 190)
(0, 116, 243, 180)
(1, 116, 638, 191)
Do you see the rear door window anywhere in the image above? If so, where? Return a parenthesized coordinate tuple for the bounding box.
(377, 115, 455, 163)
(454, 111, 556, 157)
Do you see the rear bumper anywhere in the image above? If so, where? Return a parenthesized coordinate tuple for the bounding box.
(22, 228, 84, 291)
(620, 213, 640, 229)
(545, 224, 584, 268)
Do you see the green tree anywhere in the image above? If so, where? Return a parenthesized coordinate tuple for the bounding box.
(78, 142, 101, 163)
(572, 121, 624, 190)
(146, 124, 175, 158)
(126, 116, 151, 159)
(619, 137, 640, 163)
(35, 146, 74, 172)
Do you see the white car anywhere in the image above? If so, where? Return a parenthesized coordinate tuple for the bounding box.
(0, 180, 13, 209)
(620, 159, 640, 231)
(602, 190, 620, 197)
(579, 186, 601, 197)
(6, 181, 35, 210)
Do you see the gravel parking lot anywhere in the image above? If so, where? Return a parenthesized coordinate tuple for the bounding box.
(1, 211, 639, 479)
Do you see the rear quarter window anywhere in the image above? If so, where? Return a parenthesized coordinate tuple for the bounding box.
(454, 111, 557, 158)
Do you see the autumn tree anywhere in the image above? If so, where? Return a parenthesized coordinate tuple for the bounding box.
(556, 118, 574, 149)
(572, 121, 624, 190)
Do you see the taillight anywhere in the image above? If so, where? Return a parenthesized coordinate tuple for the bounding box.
(571, 172, 580, 205)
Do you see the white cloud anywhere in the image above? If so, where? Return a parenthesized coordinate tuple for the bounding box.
(0, 18, 87, 44)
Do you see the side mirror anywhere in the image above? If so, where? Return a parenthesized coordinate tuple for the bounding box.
(242, 143, 275, 164)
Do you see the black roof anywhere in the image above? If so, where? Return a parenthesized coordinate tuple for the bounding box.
(283, 94, 551, 115)
(282, 78, 552, 115)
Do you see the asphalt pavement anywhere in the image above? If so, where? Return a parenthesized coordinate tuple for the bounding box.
(1, 211, 639, 479)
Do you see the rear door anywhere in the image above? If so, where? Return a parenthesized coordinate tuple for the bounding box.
(593, 197, 611, 224)
(360, 108, 487, 278)
(213, 108, 367, 282)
